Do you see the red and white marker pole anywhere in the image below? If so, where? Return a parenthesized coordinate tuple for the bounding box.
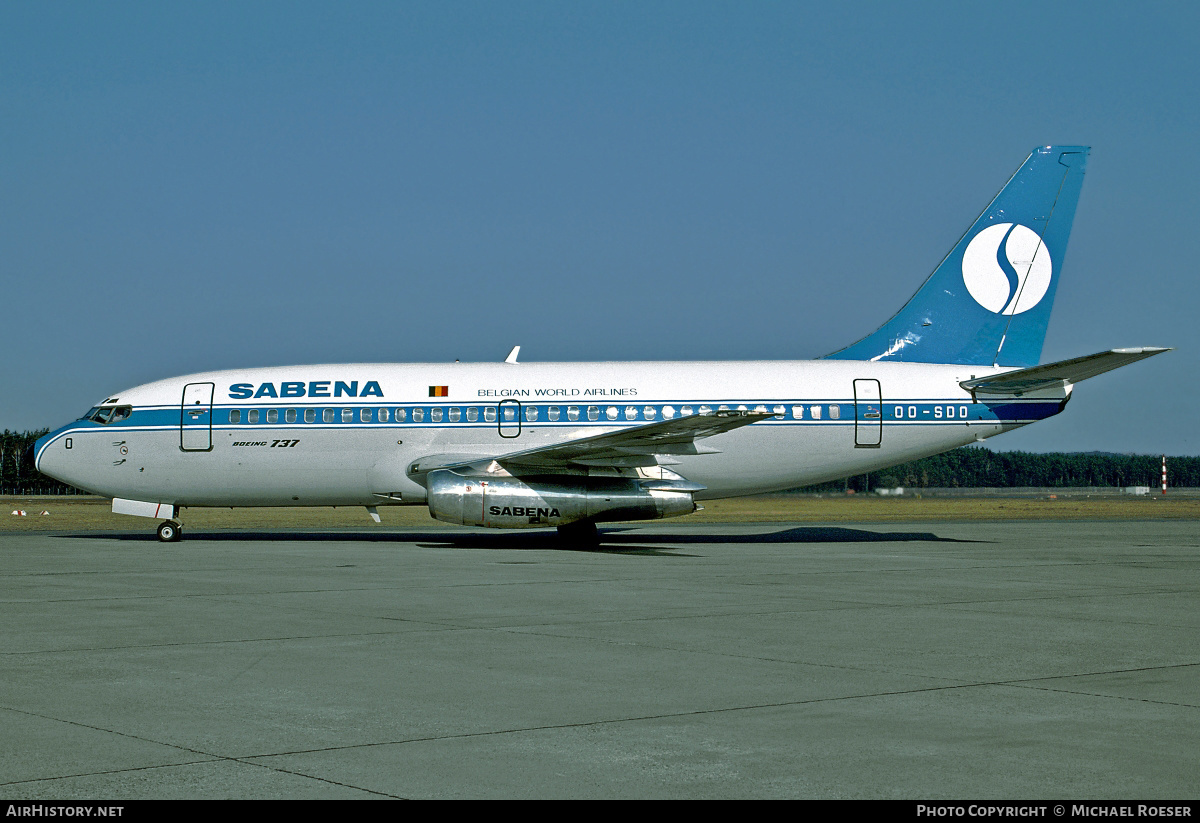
(1162, 455, 1167, 496)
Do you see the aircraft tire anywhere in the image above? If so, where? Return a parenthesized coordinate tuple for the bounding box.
(557, 520, 599, 547)
(157, 521, 182, 543)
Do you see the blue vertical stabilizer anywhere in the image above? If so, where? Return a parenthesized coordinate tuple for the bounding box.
(825, 146, 1088, 368)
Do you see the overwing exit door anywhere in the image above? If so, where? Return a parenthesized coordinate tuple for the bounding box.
(498, 399, 522, 438)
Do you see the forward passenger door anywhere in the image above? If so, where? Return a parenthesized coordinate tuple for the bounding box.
(180, 382, 214, 451)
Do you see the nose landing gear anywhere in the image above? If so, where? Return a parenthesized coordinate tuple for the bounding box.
(156, 520, 183, 542)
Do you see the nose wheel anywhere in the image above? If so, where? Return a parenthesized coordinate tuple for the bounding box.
(156, 520, 183, 542)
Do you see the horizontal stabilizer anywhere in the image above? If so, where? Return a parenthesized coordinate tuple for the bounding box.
(960, 347, 1170, 396)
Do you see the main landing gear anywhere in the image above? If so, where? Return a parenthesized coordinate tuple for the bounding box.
(557, 520, 600, 546)
(156, 520, 183, 542)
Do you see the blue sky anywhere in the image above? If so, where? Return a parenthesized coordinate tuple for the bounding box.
(3, 1, 1196, 454)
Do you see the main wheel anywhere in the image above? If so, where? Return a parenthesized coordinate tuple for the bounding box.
(156, 521, 182, 542)
(557, 520, 599, 546)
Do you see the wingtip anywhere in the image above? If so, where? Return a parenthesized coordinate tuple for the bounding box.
(1110, 346, 1172, 355)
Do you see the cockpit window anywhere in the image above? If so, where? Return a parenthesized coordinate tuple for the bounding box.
(82, 405, 133, 425)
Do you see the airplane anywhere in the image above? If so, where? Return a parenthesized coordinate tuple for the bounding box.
(31, 145, 1169, 543)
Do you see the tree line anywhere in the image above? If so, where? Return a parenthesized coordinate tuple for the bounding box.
(1, 428, 1196, 495)
(821, 448, 1198, 492)
(0, 429, 69, 494)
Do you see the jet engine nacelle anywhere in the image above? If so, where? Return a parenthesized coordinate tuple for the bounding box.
(426, 469, 697, 528)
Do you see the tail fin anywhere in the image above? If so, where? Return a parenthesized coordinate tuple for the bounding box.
(825, 145, 1089, 368)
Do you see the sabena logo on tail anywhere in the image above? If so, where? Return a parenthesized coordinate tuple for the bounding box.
(824, 145, 1088, 368)
(961, 223, 1052, 316)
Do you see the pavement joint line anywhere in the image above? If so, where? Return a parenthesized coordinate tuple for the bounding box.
(1007, 661, 1200, 680)
(10, 662, 1195, 776)
(228, 662, 1200, 760)
(0, 759, 404, 800)
(2, 521, 1196, 797)
(1001, 682, 1200, 709)
(0, 704, 404, 798)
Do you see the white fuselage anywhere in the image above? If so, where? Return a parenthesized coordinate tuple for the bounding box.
(34, 359, 1063, 509)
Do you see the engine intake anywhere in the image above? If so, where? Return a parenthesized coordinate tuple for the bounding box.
(426, 469, 698, 528)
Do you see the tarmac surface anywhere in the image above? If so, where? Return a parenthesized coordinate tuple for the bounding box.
(2, 520, 1198, 799)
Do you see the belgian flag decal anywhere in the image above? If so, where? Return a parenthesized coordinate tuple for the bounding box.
(429, 386, 449, 397)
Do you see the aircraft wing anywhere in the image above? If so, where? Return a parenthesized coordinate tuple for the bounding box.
(406, 409, 774, 480)
(960, 347, 1170, 396)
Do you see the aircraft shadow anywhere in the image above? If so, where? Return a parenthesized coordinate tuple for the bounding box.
(599, 526, 985, 545)
(61, 525, 985, 554)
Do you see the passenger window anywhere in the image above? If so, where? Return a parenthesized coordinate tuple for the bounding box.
(466, 407, 478, 422)
(624, 406, 637, 420)
(643, 406, 656, 420)
(525, 406, 538, 422)
(484, 407, 496, 422)
(413, 408, 424, 422)
(323, 409, 334, 423)
(662, 405, 675, 419)
(305, 409, 316, 423)
(587, 406, 600, 421)
(810, 405, 822, 420)
(286, 408, 297, 423)
(698, 405, 712, 415)
(342, 408, 353, 423)
(379, 408, 389, 422)
(431, 408, 443, 422)
(395, 408, 406, 422)
(361, 408, 371, 423)
(773, 405, 785, 418)
(248, 409, 260, 424)
(267, 409, 278, 424)
(548, 406, 560, 421)
(606, 406, 618, 421)
(829, 405, 840, 420)
(792, 405, 803, 419)
(230, 409, 241, 424)
(567, 406, 580, 421)
(681, 405, 694, 416)
(502, 406, 515, 421)
(449, 407, 461, 422)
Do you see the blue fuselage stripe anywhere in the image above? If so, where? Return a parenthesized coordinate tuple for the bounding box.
(49, 399, 1061, 435)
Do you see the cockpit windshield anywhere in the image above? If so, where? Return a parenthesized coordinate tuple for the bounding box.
(81, 405, 132, 425)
